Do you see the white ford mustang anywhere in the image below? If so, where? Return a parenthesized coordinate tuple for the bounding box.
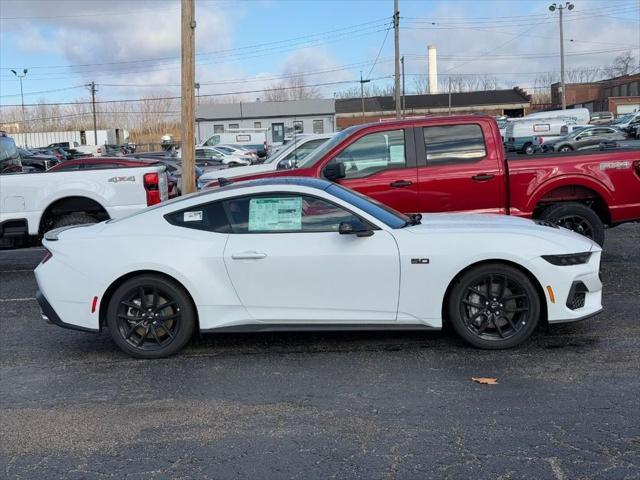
(35, 178, 603, 358)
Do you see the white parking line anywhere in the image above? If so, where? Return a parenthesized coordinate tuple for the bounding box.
(0, 297, 36, 302)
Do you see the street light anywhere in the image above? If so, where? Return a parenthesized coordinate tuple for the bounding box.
(549, 2, 574, 110)
(11, 68, 28, 146)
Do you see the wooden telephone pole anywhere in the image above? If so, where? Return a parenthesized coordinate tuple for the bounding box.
(181, 0, 196, 194)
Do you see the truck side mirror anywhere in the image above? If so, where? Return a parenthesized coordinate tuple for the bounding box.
(323, 162, 346, 181)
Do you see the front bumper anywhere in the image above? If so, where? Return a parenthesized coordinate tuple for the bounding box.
(36, 290, 99, 333)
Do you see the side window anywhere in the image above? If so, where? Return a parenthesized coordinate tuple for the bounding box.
(313, 119, 324, 134)
(333, 129, 406, 179)
(224, 194, 362, 233)
(164, 201, 230, 233)
(423, 124, 486, 165)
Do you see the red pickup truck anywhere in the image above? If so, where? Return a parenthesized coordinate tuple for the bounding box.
(207, 115, 640, 245)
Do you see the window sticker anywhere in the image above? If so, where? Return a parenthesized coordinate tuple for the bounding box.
(249, 197, 302, 231)
(389, 145, 405, 163)
(183, 211, 203, 222)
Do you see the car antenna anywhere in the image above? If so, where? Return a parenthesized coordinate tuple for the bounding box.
(218, 177, 232, 187)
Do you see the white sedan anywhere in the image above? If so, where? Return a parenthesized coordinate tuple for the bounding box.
(35, 178, 603, 358)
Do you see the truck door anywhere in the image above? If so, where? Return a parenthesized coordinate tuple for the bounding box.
(416, 123, 506, 214)
(330, 127, 419, 214)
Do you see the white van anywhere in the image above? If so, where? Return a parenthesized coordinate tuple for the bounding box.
(505, 118, 582, 154)
(199, 129, 269, 155)
(525, 108, 590, 125)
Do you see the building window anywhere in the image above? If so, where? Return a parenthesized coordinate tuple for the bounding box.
(214, 124, 224, 133)
(313, 120, 324, 134)
(229, 124, 239, 129)
(293, 121, 304, 134)
(254, 121, 262, 129)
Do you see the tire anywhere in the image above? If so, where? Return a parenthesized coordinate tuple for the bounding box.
(559, 145, 573, 152)
(51, 212, 97, 229)
(106, 274, 196, 358)
(448, 263, 540, 349)
(523, 143, 534, 155)
(538, 202, 605, 246)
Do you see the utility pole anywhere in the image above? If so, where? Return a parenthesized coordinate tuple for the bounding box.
(549, 2, 574, 110)
(88, 81, 98, 145)
(359, 71, 370, 122)
(448, 76, 452, 116)
(195, 82, 201, 143)
(181, 0, 196, 194)
(11, 69, 28, 147)
(393, 0, 401, 119)
(401, 55, 406, 118)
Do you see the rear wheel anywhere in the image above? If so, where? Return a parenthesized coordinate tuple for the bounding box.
(559, 145, 573, 152)
(539, 202, 605, 246)
(106, 275, 195, 358)
(448, 263, 540, 349)
(523, 143, 535, 155)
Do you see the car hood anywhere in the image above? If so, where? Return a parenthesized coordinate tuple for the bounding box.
(200, 162, 276, 182)
(406, 213, 599, 253)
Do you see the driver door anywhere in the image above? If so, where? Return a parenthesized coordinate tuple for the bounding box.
(222, 193, 400, 322)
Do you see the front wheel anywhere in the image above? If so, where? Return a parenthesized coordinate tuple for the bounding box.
(523, 143, 535, 155)
(538, 202, 605, 246)
(448, 263, 540, 349)
(559, 145, 573, 152)
(106, 274, 196, 358)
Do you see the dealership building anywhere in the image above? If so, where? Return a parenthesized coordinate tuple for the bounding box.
(195, 99, 336, 144)
(551, 73, 640, 115)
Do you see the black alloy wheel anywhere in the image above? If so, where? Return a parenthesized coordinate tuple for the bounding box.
(106, 275, 195, 358)
(448, 264, 540, 349)
(553, 214, 593, 239)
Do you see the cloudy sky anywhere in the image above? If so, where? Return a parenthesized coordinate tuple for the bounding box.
(0, 0, 638, 106)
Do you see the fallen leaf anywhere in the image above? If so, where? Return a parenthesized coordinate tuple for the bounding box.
(472, 377, 498, 385)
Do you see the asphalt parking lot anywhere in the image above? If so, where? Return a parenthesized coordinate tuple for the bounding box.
(1, 224, 639, 479)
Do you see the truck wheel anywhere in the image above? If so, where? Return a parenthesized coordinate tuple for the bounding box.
(523, 143, 535, 155)
(51, 212, 97, 229)
(539, 202, 605, 246)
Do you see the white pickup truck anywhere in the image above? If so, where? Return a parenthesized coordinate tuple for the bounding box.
(0, 132, 168, 246)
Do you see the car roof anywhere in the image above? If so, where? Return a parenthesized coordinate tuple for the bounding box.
(218, 176, 333, 192)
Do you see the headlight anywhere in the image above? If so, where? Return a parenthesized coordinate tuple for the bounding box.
(542, 252, 592, 266)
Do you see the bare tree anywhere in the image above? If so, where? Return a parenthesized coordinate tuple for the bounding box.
(263, 74, 320, 102)
(604, 51, 636, 77)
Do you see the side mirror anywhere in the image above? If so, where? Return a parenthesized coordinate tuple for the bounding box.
(323, 162, 346, 181)
(277, 159, 294, 170)
(338, 220, 373, 237)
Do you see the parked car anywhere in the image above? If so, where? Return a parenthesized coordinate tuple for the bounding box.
(202, 115, 640, 246)
(194, 146, 252, 166)
(17, 148, 60, 171)
(589, 112, 614, 125)
(47, 141, 100, 156)
(0, 131, 23, 174)
(1, 134, 169, 247)
(215, 144, 258, 161)
(35, 177, 603, 358)
(539, 126, 627, 152)
(611, 112, 640, 134)
(197, 133, 333, 189)
(34, 146, 72, 161)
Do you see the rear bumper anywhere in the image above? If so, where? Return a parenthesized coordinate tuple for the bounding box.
(36, 290, 99, 333)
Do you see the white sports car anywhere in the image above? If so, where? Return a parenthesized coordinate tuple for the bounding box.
(36, 178, 603, 358)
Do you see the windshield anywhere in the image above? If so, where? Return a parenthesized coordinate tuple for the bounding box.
(327, 183, 409, 229)
(296, 127, 356, 168)
(612, 114, 632, 124)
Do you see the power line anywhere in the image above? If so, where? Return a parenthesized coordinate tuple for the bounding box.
(0, 85, 86, 98)
(366, 22, 392, 79)
(0, 76, 394, 108)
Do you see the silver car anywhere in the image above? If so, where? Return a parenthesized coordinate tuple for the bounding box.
(543, 126, 627, 152)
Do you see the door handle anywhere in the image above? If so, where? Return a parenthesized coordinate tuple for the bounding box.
(471, 174, 495, 182)
(390, 180, 413, 188)
(231, 251, 267, 260)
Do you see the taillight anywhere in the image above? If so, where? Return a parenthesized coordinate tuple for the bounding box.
(144, 172, 161, 206)
(41, 249, 53, 264)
